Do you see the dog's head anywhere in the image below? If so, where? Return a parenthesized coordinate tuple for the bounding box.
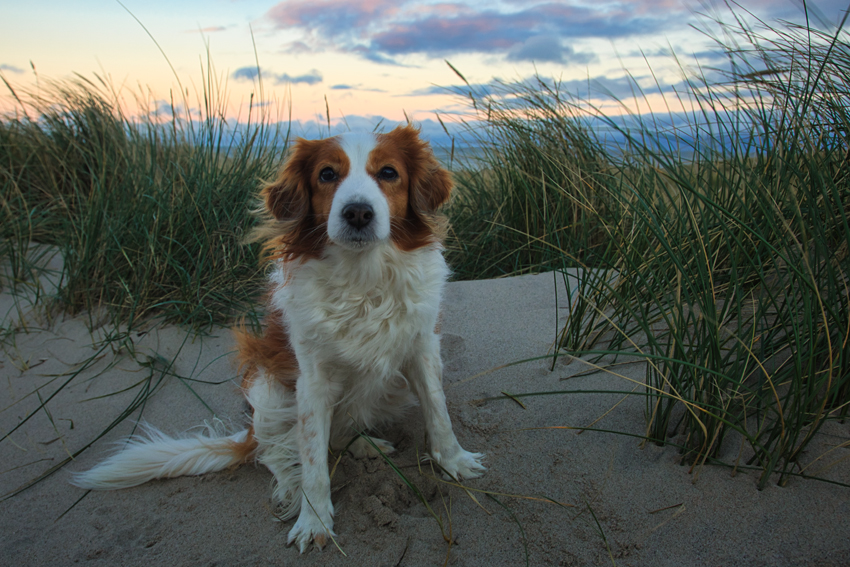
(258, 125, 452, 261)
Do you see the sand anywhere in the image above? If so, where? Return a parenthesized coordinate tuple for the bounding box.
(1, 258, 849, 566)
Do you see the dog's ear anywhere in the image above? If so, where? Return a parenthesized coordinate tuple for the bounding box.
(410, 157, 452, 214)
(254, 138, 328, 262)
(261, 139, 314, 222)
(382, 125, 453, 251)
(385, 124, 453, 214)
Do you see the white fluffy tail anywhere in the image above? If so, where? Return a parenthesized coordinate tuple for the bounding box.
(71, 422, 253, 490)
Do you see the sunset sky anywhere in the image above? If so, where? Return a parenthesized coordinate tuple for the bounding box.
(2, 1, 846, 143)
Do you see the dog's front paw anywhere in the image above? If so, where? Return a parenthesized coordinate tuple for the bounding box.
(287, 509, 335, 553)
(431, 448, 486, 480)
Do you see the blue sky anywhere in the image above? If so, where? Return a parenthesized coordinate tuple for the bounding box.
(2, 0, 847, 144)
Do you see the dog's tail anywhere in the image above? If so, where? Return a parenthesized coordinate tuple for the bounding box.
(70, 422, 257, 490)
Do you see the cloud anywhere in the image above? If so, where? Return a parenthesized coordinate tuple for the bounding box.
(0, 63, 24, 74)
(264, 0, 680, 64)
(717, 0, 850, 24)
(405, 85, 450, 96)
(275, 70, 323, 85)
(558, 75, 647, 100)
(284, 114, 466, 149)
(506, 36, 597, 65)
(262, 0, 850, 66)
(267, 0, 402, 33)
(329, 83, 388, 93)
(188, 25, 228, 34)
(538, 73, 718, 101)
(282, 41, 314, 55)
(405, 73, 689, 102)
(152, 100, 183, 117)
(369, 5, 669, 56)
(350, 47, 408, 67)
(404, 83, 496, 97)
(232, 67, 260, 81)
(232, 67, 323, 85)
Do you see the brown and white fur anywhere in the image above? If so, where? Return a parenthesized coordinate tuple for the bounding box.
(71, 125, 485, 552)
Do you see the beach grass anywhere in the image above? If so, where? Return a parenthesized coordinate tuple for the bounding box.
(1, 66, 286, 331)
(446, 7, 850, 487)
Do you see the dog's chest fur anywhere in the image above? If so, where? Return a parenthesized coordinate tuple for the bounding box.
(271, 243, 448, 378)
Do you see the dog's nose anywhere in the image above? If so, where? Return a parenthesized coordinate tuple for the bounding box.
(342, 203, 374, 230)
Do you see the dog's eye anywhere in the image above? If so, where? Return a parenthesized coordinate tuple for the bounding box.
(319, 167, 337, 183)
(377, 166, 398, 181)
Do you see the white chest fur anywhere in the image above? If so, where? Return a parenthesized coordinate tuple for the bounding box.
(270, 243, 448, 378)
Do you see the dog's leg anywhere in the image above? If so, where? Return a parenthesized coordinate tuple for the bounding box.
(407, 333, 486, 480)
(287, 367, 341, 553)
(246, 373, 302, 520)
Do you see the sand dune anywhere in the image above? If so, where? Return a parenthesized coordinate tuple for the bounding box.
(1, 269, 848, 566)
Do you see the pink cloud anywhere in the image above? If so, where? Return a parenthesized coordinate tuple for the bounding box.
(399, 2, 475, 18)
(266, 0, 403, 29)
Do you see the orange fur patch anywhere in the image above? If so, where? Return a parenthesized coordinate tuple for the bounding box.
(308, 142, 349, 224)
(366, 140, 410, 221)
(377, 125, 453, 251)
(234, 307, 299, 392)
(256, 138, 341, 263)
(224, 425, 259, 462)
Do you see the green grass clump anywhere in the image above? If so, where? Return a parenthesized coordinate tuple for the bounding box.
(448, 9, 850, 487)
(1, 70, 287, 329)
(444, 74, 619, 279)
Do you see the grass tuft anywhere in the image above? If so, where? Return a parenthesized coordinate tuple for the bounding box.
(446, 7, 850, 487)
(1, 65, 288, 330)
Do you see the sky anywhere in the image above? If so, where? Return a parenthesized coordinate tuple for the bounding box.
(1, 0, 847, 143)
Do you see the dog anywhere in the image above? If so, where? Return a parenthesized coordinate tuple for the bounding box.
(71, 124, 485, 552)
